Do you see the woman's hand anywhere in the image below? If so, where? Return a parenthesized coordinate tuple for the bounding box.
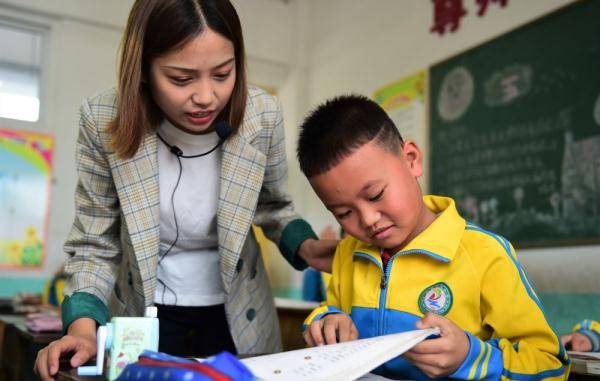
(34, 318, 97, 381)
(298, 238, 338, 272)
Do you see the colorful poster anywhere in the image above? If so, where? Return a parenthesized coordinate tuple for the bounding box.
(0, 128, 53, 268)
(373, 70, 427, 148)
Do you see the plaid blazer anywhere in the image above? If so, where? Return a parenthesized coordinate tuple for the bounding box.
(62, 86, 315, 354)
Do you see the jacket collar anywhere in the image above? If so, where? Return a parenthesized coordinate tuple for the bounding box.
(353, 195, 465, 264)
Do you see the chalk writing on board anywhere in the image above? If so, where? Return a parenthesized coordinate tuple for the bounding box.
(433, 106, 600, 242)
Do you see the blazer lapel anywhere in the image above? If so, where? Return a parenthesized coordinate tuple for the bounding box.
(218, 103, 266, 293)
(111, 132, 160, 304)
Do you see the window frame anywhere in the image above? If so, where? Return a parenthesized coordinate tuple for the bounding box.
(0, 15, 50, 131)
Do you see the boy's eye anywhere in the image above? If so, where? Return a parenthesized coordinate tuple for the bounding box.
(369, 188, 385, 202)
(336, 210, 351, 219)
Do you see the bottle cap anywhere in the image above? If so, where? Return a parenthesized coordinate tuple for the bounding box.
(77, 325, 108, 376)
(145, 306, 157, 318)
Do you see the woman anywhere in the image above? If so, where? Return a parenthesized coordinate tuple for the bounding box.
(35, 1, 334, 379)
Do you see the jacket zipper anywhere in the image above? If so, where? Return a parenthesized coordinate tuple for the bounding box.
(379, 249, 395, 336)
(379, 264, 388, 336)
(356, 249, 445, 336)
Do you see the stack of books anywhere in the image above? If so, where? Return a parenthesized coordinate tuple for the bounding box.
(569, 351, 600, 376)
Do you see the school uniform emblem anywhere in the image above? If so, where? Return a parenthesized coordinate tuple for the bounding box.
(419, 282, 453, 316)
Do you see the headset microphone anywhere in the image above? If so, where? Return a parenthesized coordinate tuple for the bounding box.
(214, 120, 232, 141)
(170, 145, 183, 157)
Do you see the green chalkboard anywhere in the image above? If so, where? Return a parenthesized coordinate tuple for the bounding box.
(429, 0, 600, 247)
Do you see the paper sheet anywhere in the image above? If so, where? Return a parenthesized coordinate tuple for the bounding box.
(568, 351, 600, 360)
(240, 328, 439, 381)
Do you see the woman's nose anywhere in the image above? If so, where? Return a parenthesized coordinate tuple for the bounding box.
(191, 80, 214, 107)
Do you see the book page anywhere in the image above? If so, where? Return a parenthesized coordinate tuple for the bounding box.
(356, 373, 402, 380)
(568, 351, 600, 360)
(240, 328, 439, 381)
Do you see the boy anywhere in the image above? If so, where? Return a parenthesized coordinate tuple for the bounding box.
(297, 95, 568, 380)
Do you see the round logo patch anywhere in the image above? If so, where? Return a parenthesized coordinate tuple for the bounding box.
(418, 282, 453, 316)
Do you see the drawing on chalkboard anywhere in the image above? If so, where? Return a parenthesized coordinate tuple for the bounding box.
(562, 131, 600, 233)
(484, 64, 532, 107)
(594, 93, 600, 127)
(437, 66, 473, 122)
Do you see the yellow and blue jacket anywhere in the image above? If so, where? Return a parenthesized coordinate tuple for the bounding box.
(572, 320, 600, 351)
(304, 196, 568, 380)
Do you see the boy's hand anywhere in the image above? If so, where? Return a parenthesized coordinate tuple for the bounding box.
(298, 238, 338, 273)
(561, 332, 593, 351)
(403, 313, 470, 378)
(303, 314, 358, 346)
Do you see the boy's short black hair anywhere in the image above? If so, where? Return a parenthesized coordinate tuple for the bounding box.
(297, 94, 403, 178)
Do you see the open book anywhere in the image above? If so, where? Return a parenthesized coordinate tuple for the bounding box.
(239, 328, 439, 381)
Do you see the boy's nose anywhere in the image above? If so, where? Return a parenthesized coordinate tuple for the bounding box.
(359, 209, 381, 229)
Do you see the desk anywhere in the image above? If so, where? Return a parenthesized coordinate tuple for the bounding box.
(569, 373, 600, 381)
(0, 314, 62, 381)
(56, 368, 105, 381)
(51, 363, 600, 381)
(274, 297, 317, 351)
(38, 348, 600, 381)
(53, 299, 317, 381)
(2, 299, 316, 381)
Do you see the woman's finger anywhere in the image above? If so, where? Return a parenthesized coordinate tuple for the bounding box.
(35, 347, 51, 381)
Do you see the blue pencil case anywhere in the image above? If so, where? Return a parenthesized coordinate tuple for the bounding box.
(115, 350, 255, 381)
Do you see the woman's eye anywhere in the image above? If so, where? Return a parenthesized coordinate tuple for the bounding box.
(170, 77, 192, 85)
(369, 188, 385, 202)
(214, 71, 232, 81)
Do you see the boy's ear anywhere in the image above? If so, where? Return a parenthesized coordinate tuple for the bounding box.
(401, 140, 424, 178)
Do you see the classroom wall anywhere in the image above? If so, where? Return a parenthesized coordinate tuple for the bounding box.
(0, 0, 129, 295)
(1, 1, 597, 333)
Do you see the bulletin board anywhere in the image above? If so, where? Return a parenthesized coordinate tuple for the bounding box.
(429, 0, 600, 247)
(0, 128, 53, 268)
(374, 70, 427, 148)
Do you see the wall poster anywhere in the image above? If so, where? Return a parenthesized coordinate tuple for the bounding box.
(0, 128, 53, 268)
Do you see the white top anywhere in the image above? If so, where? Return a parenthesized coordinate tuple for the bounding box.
(154, 119, 225, 306)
